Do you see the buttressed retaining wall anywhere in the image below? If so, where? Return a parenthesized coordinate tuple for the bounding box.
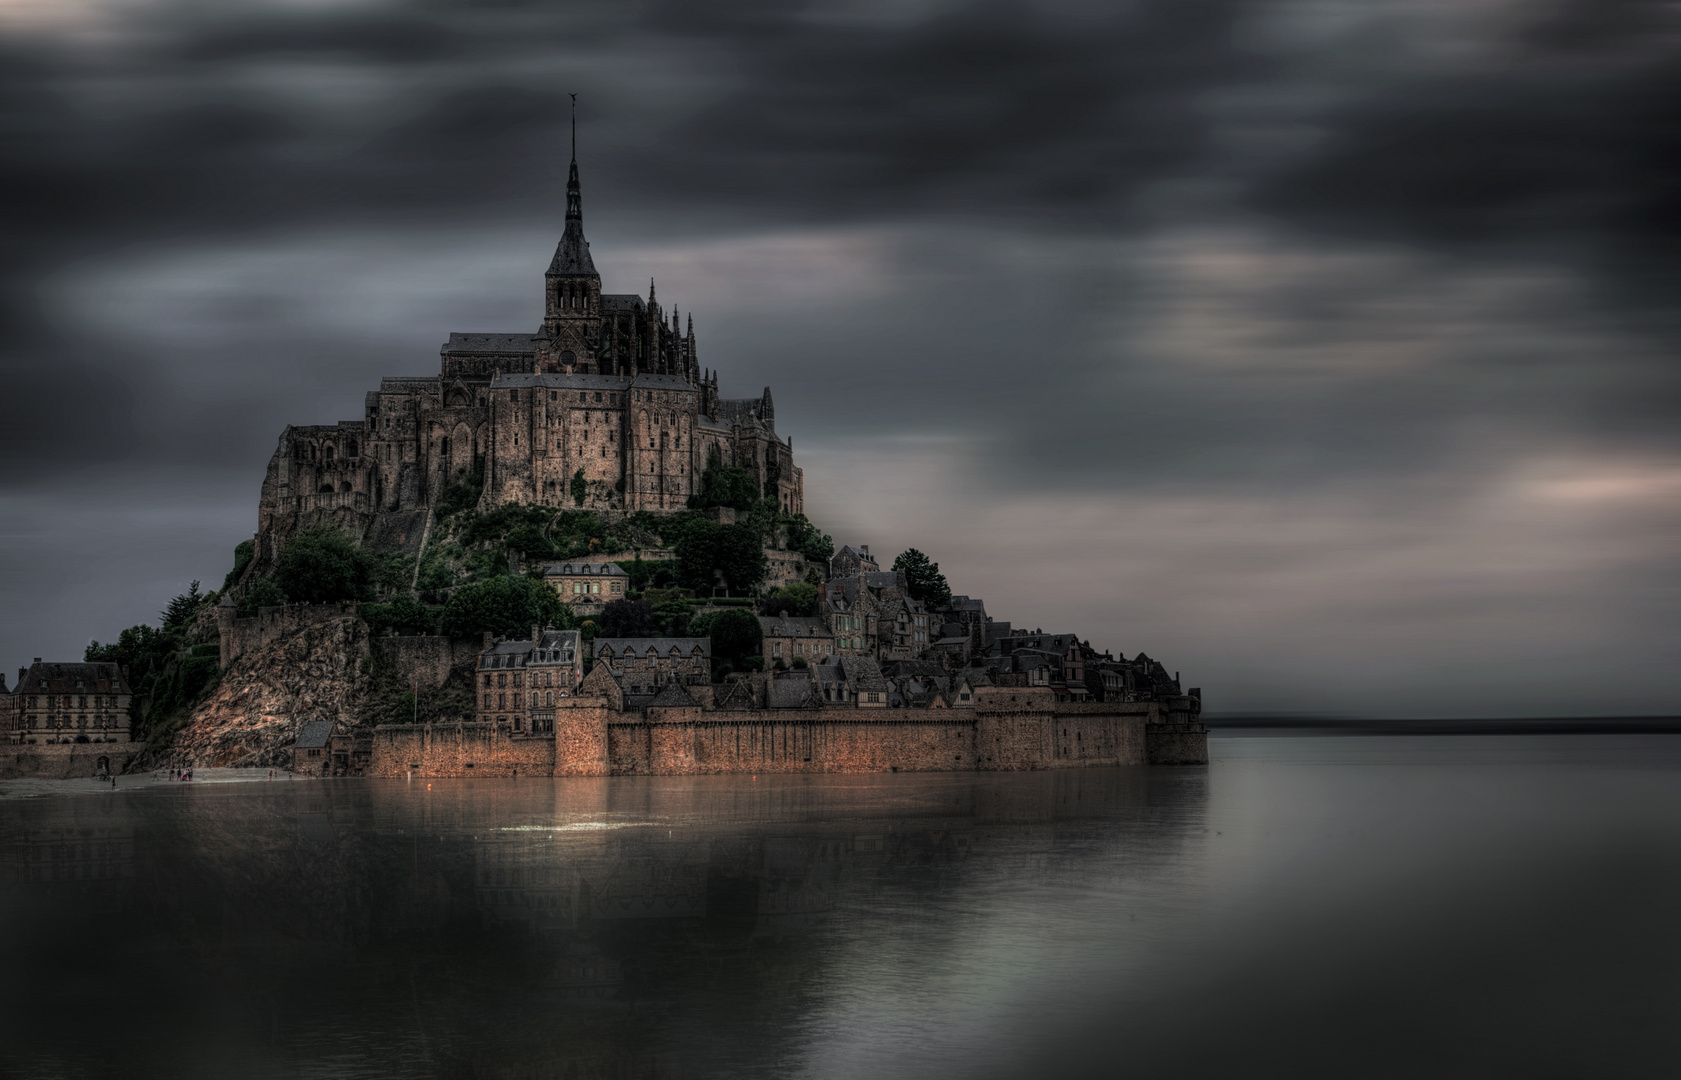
(369, 688, 1201, 777)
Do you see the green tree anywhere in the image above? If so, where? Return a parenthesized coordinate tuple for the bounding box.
(598, 598, 659, 638)
(759, 581, 818, 617)
(274, 527, 377, 604)
(361, 595, 437, 637)
(892, 548, 952, 608)
(687, 608, 762, 664)
(161, 581, 205, 633)
(783, 514, 834, 568)
(675, 520, 767, 595)
(571, 468, 588, 507)
(438, 574, 569, 640)
(240, 576, 287, 614)
(506, 524, 555, 559)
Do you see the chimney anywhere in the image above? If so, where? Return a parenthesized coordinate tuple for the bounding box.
(859, 545, 869, 559)
(483, 631, 494, 650)
(532, 625, 541, 644)
(33, 658, 41, 664)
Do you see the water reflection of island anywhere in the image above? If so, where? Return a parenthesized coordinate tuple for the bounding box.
(0, 770, 1208, 1078)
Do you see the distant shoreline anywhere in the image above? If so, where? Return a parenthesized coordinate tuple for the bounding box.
(1203, 715, 1681, 736)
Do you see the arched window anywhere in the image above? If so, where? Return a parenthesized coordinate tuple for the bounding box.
(324, 445, 335, 462)
(340, 481, 352, 493)
(347, 439, 358, 458)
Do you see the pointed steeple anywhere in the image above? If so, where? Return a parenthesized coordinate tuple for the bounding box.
(565, 105, 581, 223)
(547, 93, 595, 276)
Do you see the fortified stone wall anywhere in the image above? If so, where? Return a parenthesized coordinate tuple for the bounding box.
(1145, 725, 1209, 766)
(218, 601, 362, 670)
(373, 636, 480, 690)
(369, 722, 558, 778)
(2, 741, 142, 780)
(369, 697, 1198, 777)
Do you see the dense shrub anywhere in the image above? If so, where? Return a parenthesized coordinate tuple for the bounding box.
(274, 527, 376, 604)
(438, 574, 570, 640)
(598, 598, 658, 638)
(759, 582, 818, 618)
(674, 520, 767, 595)
(361, 595, 439, 637)
(783, 514, 834, 568)
(239, 576, 287, 614)
(687, 608, 762, 664)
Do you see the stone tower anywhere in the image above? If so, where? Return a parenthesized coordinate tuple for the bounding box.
(540, 97, 601, 374)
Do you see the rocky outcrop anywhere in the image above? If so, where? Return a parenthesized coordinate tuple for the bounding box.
(171, 614, 371, 768)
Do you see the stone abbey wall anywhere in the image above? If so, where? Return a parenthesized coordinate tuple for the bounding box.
(218, 601, 362, 670)
(367, 690, 1198, 778)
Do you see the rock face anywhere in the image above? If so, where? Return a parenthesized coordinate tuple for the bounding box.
(174, 615, 370, 768)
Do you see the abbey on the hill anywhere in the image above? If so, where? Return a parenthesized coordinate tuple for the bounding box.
(257, 138, 801, 553)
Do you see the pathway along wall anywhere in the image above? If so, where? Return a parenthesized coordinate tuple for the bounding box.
(368, 689, 1203, 777)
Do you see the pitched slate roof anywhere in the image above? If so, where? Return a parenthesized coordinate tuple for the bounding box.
(630, 374, 698, 392)
(715, 679, 758, 709)
(758, 615, 830, 638)
(715, 398, 767, 429)
(444, 333, 541, 355)
(542, 561, 628, 577)
(20, 661, 130, 694)
(593, 637, 711, 659)
(380, 376, 441, 392)
(647, 681, 699, 708)
(767, 678, 821, 709)
(294, 721, 335, 749)
(480, 630, 580, 668)
(600, 293, 646, 313)
(840, 656, 889, 692)
(548, 219, 597, 276)
(493, 372, 631, 391)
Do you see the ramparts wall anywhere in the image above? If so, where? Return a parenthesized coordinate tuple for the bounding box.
(218, 601, 362, 670)
(368, 689, 1196, 778)
(2, 741, 142, 780)
(373, 636, 480, 690)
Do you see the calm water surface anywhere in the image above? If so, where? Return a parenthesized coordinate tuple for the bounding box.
(3, 735, 1679, 1079)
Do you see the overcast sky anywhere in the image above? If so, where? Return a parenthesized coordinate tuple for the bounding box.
(2, 0, 1677, 716)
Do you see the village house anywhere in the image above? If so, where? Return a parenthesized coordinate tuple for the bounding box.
(591, 637, 711, 697)
(813, 656, 891, 707)
(8, 660, 133, 745)
(293, 720, 336, 776)
(758, 613, 834, 668)
(541, 560, 629, 614)
(829, 544, 879, 578)
(477, 629, 584, 734)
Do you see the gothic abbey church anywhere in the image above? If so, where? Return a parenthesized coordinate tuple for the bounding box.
(256, 145, 802, 558)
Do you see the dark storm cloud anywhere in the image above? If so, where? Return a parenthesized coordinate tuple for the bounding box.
(2, 0, 1678, 713)
(1252, 0, 1681, 304)
(1, 0, 1258, 477)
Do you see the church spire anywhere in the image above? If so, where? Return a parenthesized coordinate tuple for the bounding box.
(545, 93, 595, 278)
(566, 93, 581, 223)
